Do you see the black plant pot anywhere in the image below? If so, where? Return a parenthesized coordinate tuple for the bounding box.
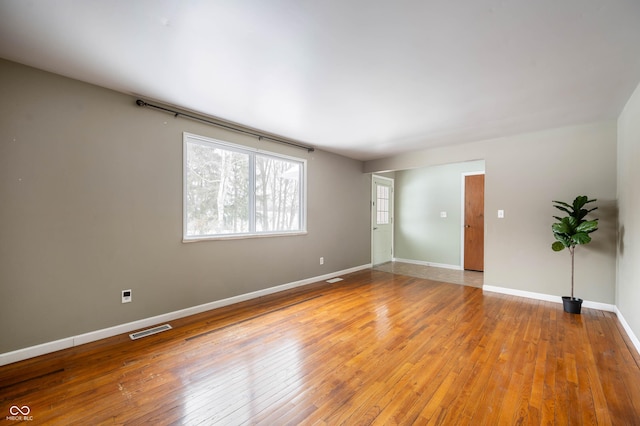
(562, 296, 583, 314)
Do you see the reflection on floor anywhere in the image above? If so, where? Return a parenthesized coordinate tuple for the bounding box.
(373, 261, 483, 288)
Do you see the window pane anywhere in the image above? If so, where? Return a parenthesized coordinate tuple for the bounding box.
(185, 142, 249, 236)
(376, 184, 390, 225)
(255, 155, 301, 232)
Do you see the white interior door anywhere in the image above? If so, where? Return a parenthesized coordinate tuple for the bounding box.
(372, 176, 394, 265)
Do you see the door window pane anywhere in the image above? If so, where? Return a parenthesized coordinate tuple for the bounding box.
(376, 184, 390, 225)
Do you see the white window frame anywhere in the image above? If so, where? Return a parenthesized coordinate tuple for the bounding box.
(183, 132, 307, 241)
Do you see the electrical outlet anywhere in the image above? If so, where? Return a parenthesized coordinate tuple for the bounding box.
(122, 289, 132, 303)
(498, 210, 505, 218)
(320, 257, 324, 265)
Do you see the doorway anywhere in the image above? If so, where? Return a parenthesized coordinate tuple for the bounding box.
(371, 175, 394, 266)
(462, 173, 485, 271)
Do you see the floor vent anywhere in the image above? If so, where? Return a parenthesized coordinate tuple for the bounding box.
(326, 277, 343, 283)
(129, 324, 172, 340)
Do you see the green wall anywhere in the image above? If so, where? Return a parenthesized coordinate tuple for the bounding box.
(394, 160, 484, 267)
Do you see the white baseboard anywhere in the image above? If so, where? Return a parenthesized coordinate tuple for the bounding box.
(482, 285, 616, 312)
(614, 307, 640, 356)
(392, 258, 462, 270)
(482, 285, 559, 304)
(0, 264, 371, 366)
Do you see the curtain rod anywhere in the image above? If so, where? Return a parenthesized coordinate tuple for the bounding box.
(135, 99, 315, 153)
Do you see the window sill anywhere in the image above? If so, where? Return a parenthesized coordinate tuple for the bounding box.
(182, 230, 308, 243)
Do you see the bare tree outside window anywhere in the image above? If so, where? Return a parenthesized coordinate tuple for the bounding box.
(185, 142, 249, 236)
(256, 156, 300, 232)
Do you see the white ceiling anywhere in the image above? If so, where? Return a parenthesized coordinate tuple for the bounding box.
(1, 1, 639, 161)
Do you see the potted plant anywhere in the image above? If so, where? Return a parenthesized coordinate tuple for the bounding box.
(551, 195, 599, 314)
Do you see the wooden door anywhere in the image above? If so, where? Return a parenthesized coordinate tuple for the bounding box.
(464, 174, 484, 271)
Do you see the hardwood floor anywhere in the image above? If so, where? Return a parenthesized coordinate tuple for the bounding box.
(2, 269, 640, 425)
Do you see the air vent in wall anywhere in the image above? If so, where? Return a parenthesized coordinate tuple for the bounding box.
(129, 324, 172, 340)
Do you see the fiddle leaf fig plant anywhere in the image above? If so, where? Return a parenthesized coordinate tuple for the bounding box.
(551, 196, 598, 299)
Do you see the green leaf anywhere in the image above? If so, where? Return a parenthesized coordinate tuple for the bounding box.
(552, 241, 566, 251)
(563, 216, 578, 232)
(573, 195, 588, 211)
(553, 206, 572, 216)
(552, 222, 569, 234)
(552, 200, 572, 209)
(553, 233, 572, 247)
(576, 220, 598, 233)
(572, 232, 592, 245)
(576, 209, 589, 221)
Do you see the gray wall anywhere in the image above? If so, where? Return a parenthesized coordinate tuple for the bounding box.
(0, 59, 371, 353)
(394, 160, 485, 266)
(366, 121, 618, 304)
(617, 81, 640, 343)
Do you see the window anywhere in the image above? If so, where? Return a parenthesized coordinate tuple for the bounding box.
(183, 133, 306, 240)
(376, 184, 390, 225)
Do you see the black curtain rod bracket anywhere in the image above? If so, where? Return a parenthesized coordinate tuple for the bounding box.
(136, 99, 314, 153)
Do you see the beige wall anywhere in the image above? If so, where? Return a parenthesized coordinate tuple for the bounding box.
(617, 81, 640, 341)
(0, 59, 371, 353)
(366, 122, 618, 303)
